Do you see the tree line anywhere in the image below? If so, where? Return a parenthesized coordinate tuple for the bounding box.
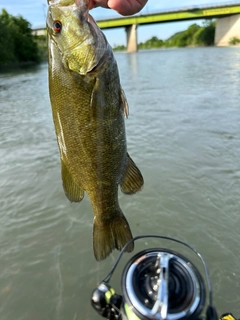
(114, 20, 217, 51)
(0, 9, 40, 67)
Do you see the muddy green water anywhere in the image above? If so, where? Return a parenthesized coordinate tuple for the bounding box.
(0, 47, 240, 319)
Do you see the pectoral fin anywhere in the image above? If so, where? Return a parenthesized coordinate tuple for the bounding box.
(120, 154, 144, 194)
(61, 160, 84, 202)
(90, 81, 129, 119)
(90, 78, 106, 119)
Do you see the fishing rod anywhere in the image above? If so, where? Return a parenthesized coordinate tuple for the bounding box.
(91, 234, 238, 320)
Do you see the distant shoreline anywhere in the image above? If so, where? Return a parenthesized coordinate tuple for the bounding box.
(0, 61, 40, 71)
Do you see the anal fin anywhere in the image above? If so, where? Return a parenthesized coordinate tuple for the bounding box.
(120, 153, 144, 195)
(61, 160, 84, 202)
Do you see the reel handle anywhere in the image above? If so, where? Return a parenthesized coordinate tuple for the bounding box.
(91, 282, 122, 320)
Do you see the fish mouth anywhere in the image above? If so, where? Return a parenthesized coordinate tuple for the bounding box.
(47, 0, 73, 5)
(47, 0, 89, 9)
(47, 0, 79, 5)
(47, 0, 89, 27)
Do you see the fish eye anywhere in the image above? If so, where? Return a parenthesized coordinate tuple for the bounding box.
(53, 20, 62, 33)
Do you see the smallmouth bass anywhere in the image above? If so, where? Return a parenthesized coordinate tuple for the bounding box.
(47, 0, 143, 261)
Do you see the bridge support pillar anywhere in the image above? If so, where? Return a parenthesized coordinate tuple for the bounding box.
(215, 14, 240, 46)
(126, 24, 138, 53)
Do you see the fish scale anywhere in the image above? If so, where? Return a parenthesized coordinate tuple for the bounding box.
(47, 0, 144, 260)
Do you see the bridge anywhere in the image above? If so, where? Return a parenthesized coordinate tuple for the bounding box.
(97, 2, 240, 52)
(33, 2, 240, 52)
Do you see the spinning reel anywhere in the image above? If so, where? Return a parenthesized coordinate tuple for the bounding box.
(91, 235, 230, 320)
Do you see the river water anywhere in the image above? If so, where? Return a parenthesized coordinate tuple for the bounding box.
(0, 47, 240, 319)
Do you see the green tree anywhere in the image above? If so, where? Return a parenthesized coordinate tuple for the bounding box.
(138, 36, 164, 49)
(113, 44, 126, 51)
(171, 24, 201, 47)
(12, 15, 40, 62)
(0, 9, 40, 67)
(193, 20, 215, 46)
(163, 21, 215, 48)
(229, 36, 240, 45)
(0, 18, 15, 63)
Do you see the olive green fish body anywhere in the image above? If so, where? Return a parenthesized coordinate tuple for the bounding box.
(47, 0, 143, 260)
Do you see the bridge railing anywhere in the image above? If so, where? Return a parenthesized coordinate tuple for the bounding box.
(96, 1, 240, 21)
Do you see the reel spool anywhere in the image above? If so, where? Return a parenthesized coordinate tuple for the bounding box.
(122, 249, 205, 320)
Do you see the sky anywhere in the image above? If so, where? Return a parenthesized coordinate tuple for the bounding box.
(0, 0, 236, 46)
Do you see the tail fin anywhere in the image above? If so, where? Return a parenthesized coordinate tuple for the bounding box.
(93, 211, 134, 261)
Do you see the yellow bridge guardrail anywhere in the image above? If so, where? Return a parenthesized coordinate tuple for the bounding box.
(96, 4, 240, 29)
